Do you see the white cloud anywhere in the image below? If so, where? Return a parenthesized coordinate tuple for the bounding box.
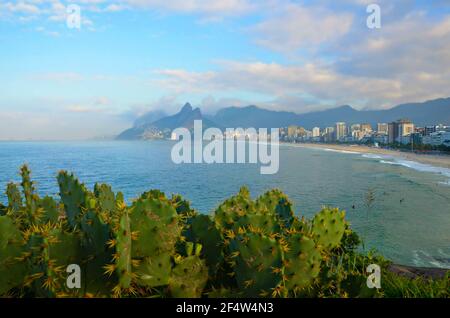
(251, 4, 353, 52)
(104, 3, 126, 12)
(153, 60, 408, 111)
(3, 1, 41, 14)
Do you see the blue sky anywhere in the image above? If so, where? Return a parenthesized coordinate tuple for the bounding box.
(0, 0, 450, 139)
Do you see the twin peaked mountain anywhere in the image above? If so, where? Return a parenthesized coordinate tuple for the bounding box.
(117, 98, 450, 140)
(117, 103, 217, 140)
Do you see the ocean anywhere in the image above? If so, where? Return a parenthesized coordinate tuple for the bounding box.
(1, 140, 449, 268)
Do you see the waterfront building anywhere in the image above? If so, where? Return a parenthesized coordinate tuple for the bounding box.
(372, 133, 388, 144)
(360, 123, 372, 133)
(388, 119, 414, 143)
(422, 131, 450, 147)
(415, 127, 425, 136)
(410, 132, 423, 145)
(323, 127, 335, 142)
(352, 130, 366, 141)
(335, 122, 347, 141)
(377, 123, 388, 134)
(425, 125, 436, 136)
(436, 124, 450, 132)
(287, 126, 298, 137)
(312, 127, 321, 137)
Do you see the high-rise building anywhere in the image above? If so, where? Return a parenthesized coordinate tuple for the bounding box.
(424, 126, 437, 136)
(360, 123, 372, 133)
(312, 127, 321, 137)
(324, 127, 334, 142)
(287, 126, 298, 137)
(388, 122, 397, 143)
(398, 119, 414, 138)
(297, 127, 307, 137)
(423, 131, 450, 146)
(335, 122, 346, 141)
(388, 119, 414, 143)
(350, 124, 361, 132)
(377, 123, 388, 134)
(436, 124, 450, 132)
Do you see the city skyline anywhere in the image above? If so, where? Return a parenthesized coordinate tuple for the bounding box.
(281, 119, 450, 147)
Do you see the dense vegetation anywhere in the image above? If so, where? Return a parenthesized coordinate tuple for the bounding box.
(0, 166, 448, 298)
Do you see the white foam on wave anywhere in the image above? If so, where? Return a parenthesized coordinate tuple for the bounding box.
(375, 157, 450, 185)
(412, 250, 450, 269)
(390, 158, 450, 177)
(361, 153, 384, 160)
(379, 159, 400, 165)
(322, 148, 360, 154)
(438, 180, 450, 187)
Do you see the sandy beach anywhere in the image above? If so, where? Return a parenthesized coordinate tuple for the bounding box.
(284, 142, 450, 170)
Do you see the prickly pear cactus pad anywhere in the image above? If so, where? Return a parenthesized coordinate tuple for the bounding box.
(129, 197, 181, 256)
(256, 189, 294, 227)
(214, 187, 256, 231)
(169, 255, 208, 298)
(114, 212, 133, 290)
(283, 234, 322, 293)
(6, 182, 22, 214)
(184, 214, 223, 275)
(312, 208, 346, 250)
(0, 216, 27, 294)
(135, 253, 172, 288)
(57, 171, 88, 227)
(38, 196, 60, 224)
(234, 212, 281, 235)
(228, 232, 284, 297)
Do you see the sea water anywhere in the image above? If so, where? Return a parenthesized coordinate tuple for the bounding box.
(1, 141, 449, 268)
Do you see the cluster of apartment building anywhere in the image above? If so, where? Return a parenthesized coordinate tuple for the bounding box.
(280, 120, 450, 147)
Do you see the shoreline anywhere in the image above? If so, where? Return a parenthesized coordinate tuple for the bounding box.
(282, 142, 450, 170)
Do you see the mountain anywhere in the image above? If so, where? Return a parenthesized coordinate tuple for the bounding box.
(117, 103, 218, 140)
(117, 97, 450, 139)
(212, 105, 299, 128)
(211, 98, 450, 129)
(133, 110, 167, 127)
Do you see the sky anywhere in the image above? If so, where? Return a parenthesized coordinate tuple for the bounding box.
(1, 0, 450, 139)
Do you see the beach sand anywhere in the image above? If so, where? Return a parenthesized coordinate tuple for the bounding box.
(284, 143, 450, 169)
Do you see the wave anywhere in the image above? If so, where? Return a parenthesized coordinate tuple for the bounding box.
(322, 148, 360, 154)
(287, 143, 450, 184)
(438, 180, 450, 187)
(385, 159, 450, 177)
(361, 154, 384, 160)
(412, 250, 450, 269)
(375, 157, 450, 185)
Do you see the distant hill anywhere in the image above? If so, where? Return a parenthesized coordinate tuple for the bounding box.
(117, 97, 450, 139)
(211, 97, 450, 129)
(133, 110, 167, 128)
(117, 103, 218, 140)
(212, 105, 299, 128)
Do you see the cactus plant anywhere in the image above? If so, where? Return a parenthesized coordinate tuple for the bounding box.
(1, 165, 406, 299)
(0, 215, 27, 295)
(312, 207, 346, 250)
(6, 182, 22, 214)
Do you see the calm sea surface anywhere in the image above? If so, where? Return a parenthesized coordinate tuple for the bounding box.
(1, 141, 449, 268)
